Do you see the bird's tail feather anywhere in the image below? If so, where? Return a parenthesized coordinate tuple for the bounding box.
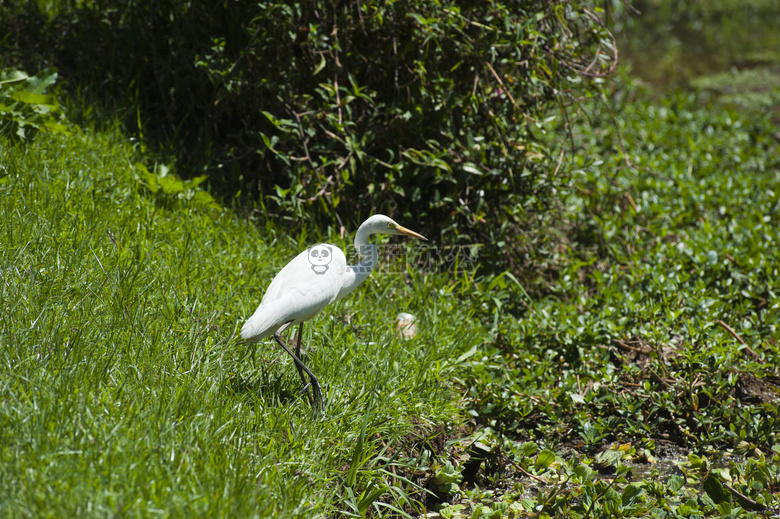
(240, 305, 280, 341)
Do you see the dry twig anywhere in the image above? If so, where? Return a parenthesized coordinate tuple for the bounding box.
(717, 320, 762, 362)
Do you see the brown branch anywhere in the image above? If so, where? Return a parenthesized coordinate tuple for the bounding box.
(551, 146, 566, 178)
(717, 320, 762, 362)
(624, 192, 637, 212)
(485, 61, 522, 115)
(508, 458, 548, 484)
(302, 175, 334, 203)
(724, 481, 766, 511)
(615, 340, 651, 354)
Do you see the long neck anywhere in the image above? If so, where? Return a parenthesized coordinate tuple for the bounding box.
(335, 225, 378, 301)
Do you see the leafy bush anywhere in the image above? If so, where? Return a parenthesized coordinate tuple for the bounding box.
(1, 0, 616, 278)
(0, 68, 67, 140)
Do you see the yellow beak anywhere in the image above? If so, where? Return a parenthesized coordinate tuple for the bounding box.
(395, 225, 427, 241)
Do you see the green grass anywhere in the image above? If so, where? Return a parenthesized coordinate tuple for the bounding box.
(3, 72, 780, 518)
(0, 126, 480, 517)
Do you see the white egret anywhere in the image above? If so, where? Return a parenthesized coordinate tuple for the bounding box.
(241, 214, 427, 410)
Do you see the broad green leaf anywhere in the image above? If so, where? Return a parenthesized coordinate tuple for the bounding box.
(702, 472, 731, 504)
(10, 90, 56, 107)
(536, 450, 556, 469)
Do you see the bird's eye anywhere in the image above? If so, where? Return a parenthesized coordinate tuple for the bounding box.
(387, 223, 393, 229)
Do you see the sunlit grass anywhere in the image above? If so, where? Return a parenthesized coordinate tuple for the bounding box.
(3, 77, 780, 517)
(0, 127, 479, 517)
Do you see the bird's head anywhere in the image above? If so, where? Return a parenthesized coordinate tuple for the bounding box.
(362, 214, 427, 240)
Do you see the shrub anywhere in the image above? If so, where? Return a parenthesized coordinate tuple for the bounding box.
(0, 68, 67, 140)
(1, 0, 616, 278)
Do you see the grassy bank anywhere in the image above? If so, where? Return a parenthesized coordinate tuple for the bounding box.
(0, 125, 482, 516)
(3, 84, 779, 518)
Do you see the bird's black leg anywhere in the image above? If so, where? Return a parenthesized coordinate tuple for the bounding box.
(287, 323, 311, 402)
(274, 321, 323, 412)
(293, 323, 317, 402)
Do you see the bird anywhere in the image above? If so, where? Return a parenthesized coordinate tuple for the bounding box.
(241, 214, 427, 411)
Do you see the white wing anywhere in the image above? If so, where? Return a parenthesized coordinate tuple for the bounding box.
(241, 245, 347, 341)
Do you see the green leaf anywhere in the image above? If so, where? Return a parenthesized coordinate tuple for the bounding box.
(188, 175, 208, 189)
(455, 345, 478, 364)
(136, 163, 158, 193)
(667, 474, 684, 492)
(574, 463, 595, 481)
(27, 69, 58, 94)
(193, 190, 220, 209)
(313, 56, 327, 75)
(521, 442, 538, 457)
(536, 450, 556, 469)
(158, 175, 185, 195)
(621, 482, 644, 506)
(687, 453, 706, 471)
(702, 472, 731, 504)
(11, 90, 56, 108)
(357, 482, 389, 516)
(462, 163, 482, 175)
(0, 69, 29, 86)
